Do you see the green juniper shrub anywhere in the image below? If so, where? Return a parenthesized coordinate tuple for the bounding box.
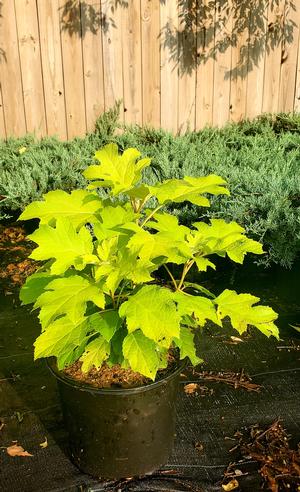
(1, 110, 300, 267)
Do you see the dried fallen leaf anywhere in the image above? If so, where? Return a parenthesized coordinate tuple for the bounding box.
(39, 437, 48, 449)
(0, 422, 5, 431)
(222, 479, 239, 491)
(230, 336, 243, 343)
(195, 441, 204, 452)
(184, 383, 199, 395)
(6, 443, 33, 457)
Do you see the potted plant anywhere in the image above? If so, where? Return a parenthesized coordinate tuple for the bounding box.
(19, 143, 278, 479)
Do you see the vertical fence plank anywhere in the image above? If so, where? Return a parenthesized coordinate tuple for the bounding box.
(212, 0, 232, 127)
(177, 1, 196, 133)
(0, 0, 26, 137)
(278, 1, 300, 112)
(246, 3, 267, 119)
(122, 0, 142, 125)
(195, 0, 215, 130)
(37, 0, 67, 139)
(229, 9, 249, 122)
(59, 0, 86, 138)
(262, 0, 285, 114)
(101, 0, 124, 122)
(15, 0, 46, 137)
(81, 0, 105, 132)
(294, 13, 300, 112)
(160, 0, 178, 133)
(141, 0, 160, 127)
(0, 85, 6, 139)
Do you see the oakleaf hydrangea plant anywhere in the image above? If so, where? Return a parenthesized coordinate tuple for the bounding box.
(19, 144, 279, 380)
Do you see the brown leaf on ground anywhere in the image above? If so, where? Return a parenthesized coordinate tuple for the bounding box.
(184, 383, 199, 395)
(39, 437, 48, 448)
(222, 479, 239, 491)
(6, 443, 33, 457)
(195, 441, 204, 453)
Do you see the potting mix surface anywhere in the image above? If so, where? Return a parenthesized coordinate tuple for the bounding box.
(0, 225, 300, 491)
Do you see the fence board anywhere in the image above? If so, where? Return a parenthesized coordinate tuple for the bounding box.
(262, 0, 285, 114)
(122, 0, 142, 125)
(229, 10, 249, 122)
(37, 0, 67, 139)
(81, 0, 105, 132)
(0, 0, 26, 136)
(246, 3, 268, 119)
(160, 0, 179, 133)
(101, 0, 124, 122)
(294, 13, 300, 112)
(59, 0, 86, 138)
(141, 0, 160, 127)
(195, 0, 215, 130)
(15, 0, 46, 136)
(279, 1, 300, 112)
(0, 85, 6, 138)
(212, 0, 233, 127)
(178, 1, 196, 133)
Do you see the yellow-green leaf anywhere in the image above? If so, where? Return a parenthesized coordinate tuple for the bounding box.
(80, 336, 110, 372)
(35, 275, 105, 328)
(123, 330, 161, 380)
(84, 143, 151, 195)
(29, 218, 97, 275)
(19, 190, 102, 228)
(149, 174, 229, 206)
(214, 289, 279, 337)
(119, 285, 181, 347)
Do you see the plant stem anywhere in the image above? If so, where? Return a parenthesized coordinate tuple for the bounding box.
(163, 264, 178, 290)
(109, 290, 116, 309)
(136, 193, 152, 213)
(140, 205, 163, 227)
(177, 259, 195, 291)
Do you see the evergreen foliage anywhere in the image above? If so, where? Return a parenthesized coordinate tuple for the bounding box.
(1, 111, 300, 267)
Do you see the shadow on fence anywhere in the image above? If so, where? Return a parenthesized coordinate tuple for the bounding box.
(0, 0, 293, 81)
(0, 2, 6, 63)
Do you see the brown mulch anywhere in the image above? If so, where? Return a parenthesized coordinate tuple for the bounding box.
(0, 224, 38, 290)
(223, 420, 300, 491)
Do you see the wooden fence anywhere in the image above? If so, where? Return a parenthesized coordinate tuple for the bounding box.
(0, 0, 300, 140)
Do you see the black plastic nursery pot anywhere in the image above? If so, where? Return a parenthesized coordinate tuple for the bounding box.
(47, 359, 185, 479)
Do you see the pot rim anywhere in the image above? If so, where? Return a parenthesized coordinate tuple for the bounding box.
(46, 357, 187, 396)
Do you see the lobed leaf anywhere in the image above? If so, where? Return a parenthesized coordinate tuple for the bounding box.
(34, 317, 89, 369)
(174, 327, 203, 366)
(34, 275, 105, 328)
(80, 336, 110, 372)
(29, 218, 98, 275)
(84, 143, 151, 195)
(119, 285, 181, 347)
(149, 174, 229, 206)
(215, 289, 279, 337)
(19, 189, 102, 228)
(122, 330, 161, 380)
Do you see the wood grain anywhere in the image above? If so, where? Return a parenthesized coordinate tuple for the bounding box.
(141, 0, 160, 127)
(122, 0, 142, 125)
(59, 0, 86, 138)
(0, 0, 26, 137)
(37, 0, 67, 138)
(14, 0, 46, 136)
(81, 0, 105, 132)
